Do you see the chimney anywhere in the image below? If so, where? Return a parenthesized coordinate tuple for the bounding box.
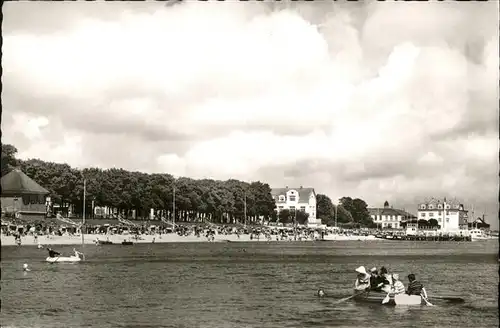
(285, 186, 288, 189)
(300, 186, 303, 189)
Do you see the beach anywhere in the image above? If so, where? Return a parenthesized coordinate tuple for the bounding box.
(0, 233, 379, 246)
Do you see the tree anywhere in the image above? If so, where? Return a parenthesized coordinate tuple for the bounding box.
(428, 218, 439, 227)
(316, 194, 335, 223)
(1, 144, 20, 176)
(295, 210, 310, 225)
(339, 196, 374, 227)
(6, 144, 279, 223)
(278, 209, 292, 224)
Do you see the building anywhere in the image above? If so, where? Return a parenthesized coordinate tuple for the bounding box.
(468, 216, 490, 231)
(1, 169, 49, 221)
(417, 198, 469, 233)
(270, 186, 319, 225)
(368, 201, 416, 229)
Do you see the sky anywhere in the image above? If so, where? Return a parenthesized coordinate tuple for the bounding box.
(2, 0, 499, 228)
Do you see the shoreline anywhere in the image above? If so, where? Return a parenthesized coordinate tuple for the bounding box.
(0, 233, 380, 246)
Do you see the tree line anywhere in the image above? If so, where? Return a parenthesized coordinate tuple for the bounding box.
(2, 144, 376, 227)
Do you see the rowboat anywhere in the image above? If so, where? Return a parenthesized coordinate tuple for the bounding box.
(352, 291, 464, 306)
(121, 241, 133, 245)
(353, 292, 424, 306)
(46, 256, 82, 263)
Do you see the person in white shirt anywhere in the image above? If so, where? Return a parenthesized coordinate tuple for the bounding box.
(354, 266, 371, 292)
(391, 274, 406, 294)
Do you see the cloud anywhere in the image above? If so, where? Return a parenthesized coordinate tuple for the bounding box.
(2, 1, 498, 228)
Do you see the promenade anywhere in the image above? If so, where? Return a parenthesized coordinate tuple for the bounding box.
(1, 232, 379, 246)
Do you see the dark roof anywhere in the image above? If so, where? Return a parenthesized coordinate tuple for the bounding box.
(368, 207, 417, 219)
(1, 169, 49, 196)
(271, 187, 315, 204)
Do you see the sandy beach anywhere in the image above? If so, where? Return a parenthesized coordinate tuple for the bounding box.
(1, 233, 379, 246)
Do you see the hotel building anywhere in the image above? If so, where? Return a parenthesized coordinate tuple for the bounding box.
(270, 186, 320, 225)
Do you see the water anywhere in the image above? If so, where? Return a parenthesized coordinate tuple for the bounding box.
(1, 240, 498, 328)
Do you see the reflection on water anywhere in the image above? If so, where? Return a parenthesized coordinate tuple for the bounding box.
(1, 241, 498, 328)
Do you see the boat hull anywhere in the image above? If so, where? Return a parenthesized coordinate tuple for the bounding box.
(46, 256, 81, 263)
(353, 292, 424, 306)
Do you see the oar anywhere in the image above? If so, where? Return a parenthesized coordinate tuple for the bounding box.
(421, 294, 434, 306)
(420, 289, 434, 306)
(382, 292, 391, 304)
(428, 295, 465, 303)
(331, 291, 367, 305)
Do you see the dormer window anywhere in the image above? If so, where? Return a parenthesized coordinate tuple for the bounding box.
(438, 204, 443, 209)
(445, 204, 450, 209)
(420, 204, 426, 210)
(278, 195, 285, 202)
(428, 204, 434, 209)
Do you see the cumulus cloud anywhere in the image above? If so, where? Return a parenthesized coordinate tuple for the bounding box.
(2, 0, 498, 227)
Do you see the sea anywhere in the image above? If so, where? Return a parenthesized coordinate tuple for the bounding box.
(1, 240, 498, 328)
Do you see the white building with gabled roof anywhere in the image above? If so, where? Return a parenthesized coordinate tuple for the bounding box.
(270, 186, 319, 225)
(417, 197, 469, 233)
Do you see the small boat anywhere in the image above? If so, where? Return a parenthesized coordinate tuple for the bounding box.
(353, 292, 424, 306)
(46, 256, 82, 263)
(353, 291, 464, 306)
(469, 229, 490, 241)
(121, 240, 133, 245)
(98, 240, 113, 245)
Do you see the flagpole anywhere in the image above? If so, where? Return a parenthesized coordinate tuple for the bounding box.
(173, 186, 176, 230)
(81, 179, 86, 248)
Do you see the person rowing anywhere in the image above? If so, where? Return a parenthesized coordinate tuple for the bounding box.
(73, 248, 84, 259)
(406, 273, 428, 298)
(47, 247, 61, 258)
(354, 266, 371, 292)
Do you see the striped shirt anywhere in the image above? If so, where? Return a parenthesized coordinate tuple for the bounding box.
(406, 280, 424, 295)
(392, 281, 406, 294)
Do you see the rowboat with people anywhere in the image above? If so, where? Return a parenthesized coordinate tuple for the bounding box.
(45, 247, 84, 263)
(317, 265, 465, 307)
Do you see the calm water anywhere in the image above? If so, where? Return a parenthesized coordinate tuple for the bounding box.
(1, 240, 498, 328)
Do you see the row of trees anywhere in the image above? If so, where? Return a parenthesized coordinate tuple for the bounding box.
(2, 144, 377, 227)
(316, 194, 376, 228)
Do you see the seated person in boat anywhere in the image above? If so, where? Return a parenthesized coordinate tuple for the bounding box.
(369, 267, 389, 292)
(354, 266, 371, 291)
(406, 273, 425, 296)
(391, 274, 406, 294)
(379, 267, 393, 293)
(73, 248, 83, 258)
(47, 247, 61, 258)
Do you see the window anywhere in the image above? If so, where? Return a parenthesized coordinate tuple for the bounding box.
(289, 195, 296, 202)
(420, 204, 426, 209)
(278, 206, 284, 209)
(438, 204, 443, 209)
(446, 218, 450, 222)
(300, 206, 306, 211)
(438, 211, 442, 216)
(445, 205, 450, 209)
(437, 217, 441, 222)
(290, 206, 296, 210)
(420, 213, 426, 217)
(429, 213, 434, 217)
(428, 205, 434, 209)
(279, 196, 285, 202)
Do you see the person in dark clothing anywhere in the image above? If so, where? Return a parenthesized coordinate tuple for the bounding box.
(406, 273, 424, 296)
(47, 247, 61, 258)
(369, 267, 389, 292)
